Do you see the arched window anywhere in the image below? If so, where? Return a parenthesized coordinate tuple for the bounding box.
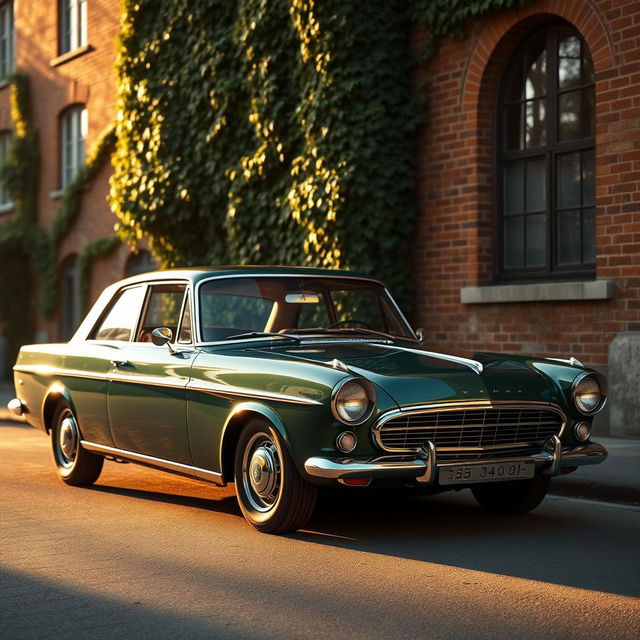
(498, 25, 595, 279)
(60, 255, 80, 340)
(60, 105, 87, 188)
(125, 250, 157, 277)
(0, 130, 13, 207)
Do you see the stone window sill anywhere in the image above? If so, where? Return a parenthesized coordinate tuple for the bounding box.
(0, 201, 15, 214)
(460, 280, 615, 304)
(50, 44, 94, 68)
(50, 189, 65, 200)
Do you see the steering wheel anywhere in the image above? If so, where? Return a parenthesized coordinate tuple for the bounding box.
(327, 320, 373, 329)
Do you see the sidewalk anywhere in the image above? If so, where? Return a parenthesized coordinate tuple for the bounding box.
(1, 380, 638, 505)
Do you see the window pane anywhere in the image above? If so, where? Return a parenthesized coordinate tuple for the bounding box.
(525, 98, 546, 147)
(582, 87, 594, 137)
(582, 149, 595, 207)
(557, 210, 582, 265)
(557, 152, 581, 208)
(526, 157, 545, 212)
(525, 47, 546, 100)
(141, 285, 187, 333)
(505, 103, 523, 150)
(583, 46, 594, 84)
(504, 216, 525, 269)
(558, 35, 581, 90)
(526, 213, 546, 267)
(559, 90, 581, 141)
(583, 209, 595, 264)
(504, 163, 524, 214)
(93, 286, 146, 341)
(177, 292, 192, 343)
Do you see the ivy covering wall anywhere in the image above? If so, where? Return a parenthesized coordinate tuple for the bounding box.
(111, 0, 420, 307)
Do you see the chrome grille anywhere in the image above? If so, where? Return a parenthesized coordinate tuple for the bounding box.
(375, 405, 564, 461)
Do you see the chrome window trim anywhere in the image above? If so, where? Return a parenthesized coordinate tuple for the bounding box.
(80, 441, 224, 485)
(193, 273, 415, 347)
(371, 400, 567, 453)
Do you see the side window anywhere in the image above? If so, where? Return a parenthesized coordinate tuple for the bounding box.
(91, 286, 146, 341)
(177, 291, 193, 343)
(137, 283, 186, 342)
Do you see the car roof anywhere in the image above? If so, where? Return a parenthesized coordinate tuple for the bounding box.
(116, 265, 382, 287)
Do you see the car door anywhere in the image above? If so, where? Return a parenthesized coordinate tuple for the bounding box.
(107, 281, 196, 465)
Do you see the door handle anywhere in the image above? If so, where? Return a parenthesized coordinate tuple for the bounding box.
(111, 360, 133, 368)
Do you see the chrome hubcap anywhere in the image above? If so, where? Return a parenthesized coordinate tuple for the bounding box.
(242, 434, 281, 512)
(57, 414, 78, 467)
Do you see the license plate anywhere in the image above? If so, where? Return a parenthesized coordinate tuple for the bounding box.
(439, 461, 535, 486)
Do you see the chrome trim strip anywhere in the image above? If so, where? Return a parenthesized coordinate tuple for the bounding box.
(14, 365, 109, 380)
(371, 343, 483, 374)
(80, 441, 224, 485)
(371, 401, 567, 453)
(186, 380, 323, 405)
(109, 373, 187, 389)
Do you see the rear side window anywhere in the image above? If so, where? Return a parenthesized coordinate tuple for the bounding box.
(91, 286, 146, 341)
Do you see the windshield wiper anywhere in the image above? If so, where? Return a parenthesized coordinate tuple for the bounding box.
(224, 331, 301, 342)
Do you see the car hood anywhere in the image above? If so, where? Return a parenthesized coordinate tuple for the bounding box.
(253, 341, 562, 409)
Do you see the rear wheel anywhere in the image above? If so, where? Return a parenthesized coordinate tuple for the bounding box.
(471, 475, 550, 514)
(234, 418, 317, 534)
(51, 403, 103, 486)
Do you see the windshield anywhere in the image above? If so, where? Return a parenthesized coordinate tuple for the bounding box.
(197, 276, 414, 342)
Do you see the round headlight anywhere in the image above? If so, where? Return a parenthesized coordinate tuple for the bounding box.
(332, 379, 374, 424)
(573, 374, 604, 415)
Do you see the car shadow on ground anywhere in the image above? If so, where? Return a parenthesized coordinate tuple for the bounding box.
(84, 474, 638, 599)
(292, 488, 639, 598)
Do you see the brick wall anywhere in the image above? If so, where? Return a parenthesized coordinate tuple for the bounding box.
(413, 0, 640, 367)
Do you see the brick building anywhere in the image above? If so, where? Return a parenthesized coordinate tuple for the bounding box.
(413, 0, 639, 435)
(0, 1, 638, 433)
(1, 0, 144, 349)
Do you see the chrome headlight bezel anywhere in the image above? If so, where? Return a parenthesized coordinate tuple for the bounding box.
(572, 372, 607, 416)
(331, 378, 376, 425)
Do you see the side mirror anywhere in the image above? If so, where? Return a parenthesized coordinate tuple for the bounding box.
(415, 327, 425, 343)
(151, 326, 173, 347)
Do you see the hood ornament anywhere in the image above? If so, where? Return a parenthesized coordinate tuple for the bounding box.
(328, 359, 350, 372)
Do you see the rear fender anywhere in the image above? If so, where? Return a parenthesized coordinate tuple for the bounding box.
(42, 383, 76, 434)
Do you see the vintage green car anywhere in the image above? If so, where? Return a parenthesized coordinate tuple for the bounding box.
(9, 267, 608, 533)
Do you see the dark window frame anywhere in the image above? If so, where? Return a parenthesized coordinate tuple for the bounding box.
(495, 24, 596, 282)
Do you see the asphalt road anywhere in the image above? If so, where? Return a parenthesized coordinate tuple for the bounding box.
(2, 423, 639, 640)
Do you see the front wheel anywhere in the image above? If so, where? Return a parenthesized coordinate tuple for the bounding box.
(471, 474, 550, 514)
(234, 419, 317, 534)
(51, 403, 104, 486)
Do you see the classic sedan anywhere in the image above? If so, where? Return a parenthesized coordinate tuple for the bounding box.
(9, 267, 608, 533)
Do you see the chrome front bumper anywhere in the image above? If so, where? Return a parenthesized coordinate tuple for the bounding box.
(304, 437, 608, 483)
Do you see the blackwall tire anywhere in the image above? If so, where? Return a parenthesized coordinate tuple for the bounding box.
(234, 418, 317, 534)
(51, 403, 103, 486)
(471, 474, 550, 514)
